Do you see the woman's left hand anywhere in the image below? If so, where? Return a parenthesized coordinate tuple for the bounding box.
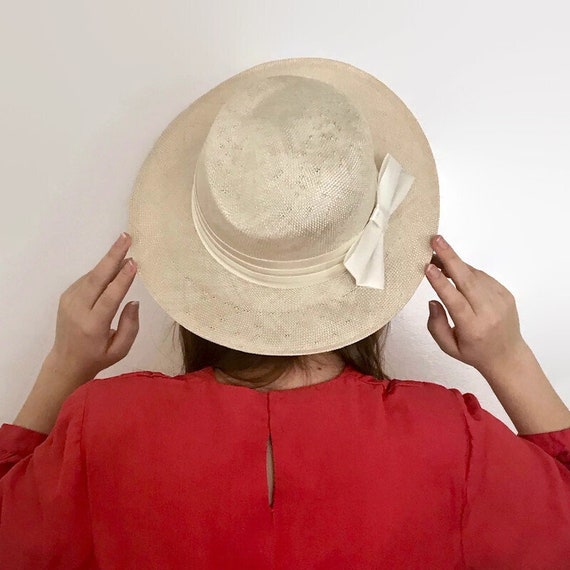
(49, 232, 140, 383)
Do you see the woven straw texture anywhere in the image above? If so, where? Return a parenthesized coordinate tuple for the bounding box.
(129, 57, 439, 355)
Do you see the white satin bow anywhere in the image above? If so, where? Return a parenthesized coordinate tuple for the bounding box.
(343, 153, 415, 290)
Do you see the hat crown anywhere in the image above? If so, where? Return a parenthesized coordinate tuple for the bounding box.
(192, 75, 378, 261)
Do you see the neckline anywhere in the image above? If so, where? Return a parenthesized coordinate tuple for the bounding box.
(202, 363, 361, 394)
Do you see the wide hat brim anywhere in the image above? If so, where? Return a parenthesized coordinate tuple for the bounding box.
(129, 57, 439, 356)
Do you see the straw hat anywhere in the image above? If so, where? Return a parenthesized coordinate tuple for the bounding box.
(128, 57, 439, 356)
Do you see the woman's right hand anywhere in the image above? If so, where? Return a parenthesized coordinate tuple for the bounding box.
(425, 235, 528, 375)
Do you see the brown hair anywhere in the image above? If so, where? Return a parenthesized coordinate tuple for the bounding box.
(169, 322, 392, 390)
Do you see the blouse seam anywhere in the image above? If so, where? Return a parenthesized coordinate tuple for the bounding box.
(81, 382, 96, 563)
(457, 390, 473, 570)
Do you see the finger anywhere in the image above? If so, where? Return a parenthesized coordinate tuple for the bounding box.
(430, 235, 485, 313)
(68, 258, 130, 295)
(431, 252, 477, 277)
(81, 233, 132, 310)
(426, 300, 460, 359)
(107, 302, 139, 360)
(425, 262, 474, 325)
(92, 258, 137, 325)
(430, 254, 450, 278)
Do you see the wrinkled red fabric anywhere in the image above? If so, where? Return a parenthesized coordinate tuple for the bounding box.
(1, 364, 569, 569)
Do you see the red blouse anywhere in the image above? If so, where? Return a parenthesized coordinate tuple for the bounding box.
(1, 364, 569, 569)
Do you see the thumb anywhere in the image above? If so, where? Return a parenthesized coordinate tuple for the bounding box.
(427, 301, 459, 358)
(108, 302, 140, 361)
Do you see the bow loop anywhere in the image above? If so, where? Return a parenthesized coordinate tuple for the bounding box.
(343, 154, 415, 289)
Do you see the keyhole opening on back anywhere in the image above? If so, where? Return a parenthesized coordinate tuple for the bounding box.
(266, 435, 274, 508)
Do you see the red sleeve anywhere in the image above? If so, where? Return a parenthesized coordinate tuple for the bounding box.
(0, 382, 94, 569)
(449, 388, 570, 567)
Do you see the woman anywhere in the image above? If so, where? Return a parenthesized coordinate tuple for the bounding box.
(1, 58, 569, 568)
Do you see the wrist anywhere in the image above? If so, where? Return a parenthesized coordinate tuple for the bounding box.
(43, 349, 95, 387)
(475, 338, 533, 381)
(474, 340, 570, 434)
(14, 373, 74, 434)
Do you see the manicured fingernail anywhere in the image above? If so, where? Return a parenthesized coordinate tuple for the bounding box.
(427, 263, 439, 276)
(123, 258, 136, 273)
(436, 235, 448, 249)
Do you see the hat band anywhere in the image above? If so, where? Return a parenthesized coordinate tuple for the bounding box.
(190, 153, 414, 290)
(191, 174, 354, 289)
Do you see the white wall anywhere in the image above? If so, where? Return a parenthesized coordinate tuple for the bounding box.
(2, 0, 569, 431)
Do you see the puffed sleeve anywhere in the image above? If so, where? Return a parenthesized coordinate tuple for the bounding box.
(449, 388, 570, 568)
(0, 382, 94, 568)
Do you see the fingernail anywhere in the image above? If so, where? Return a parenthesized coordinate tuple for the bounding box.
(117, 232, 128, 245)
(436, 235, 448, 249)
(427, 263, 439, 276)
(429, 301, 438, 316)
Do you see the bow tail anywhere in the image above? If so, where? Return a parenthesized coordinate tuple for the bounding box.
(343, 224, 386, 289)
